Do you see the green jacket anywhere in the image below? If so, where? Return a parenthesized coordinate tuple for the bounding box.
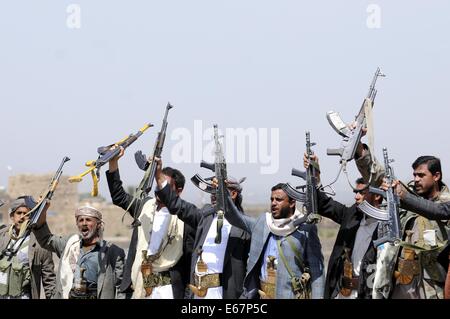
(0, 227, 56, 299)
(357, 151, 448, 299)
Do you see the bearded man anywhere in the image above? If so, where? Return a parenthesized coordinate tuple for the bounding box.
(32, 203, 125, 299)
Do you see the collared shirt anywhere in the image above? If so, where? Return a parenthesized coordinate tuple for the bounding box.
(260, 234, 279, 282)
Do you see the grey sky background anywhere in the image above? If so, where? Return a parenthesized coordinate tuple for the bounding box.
(0, 1, 449, 207)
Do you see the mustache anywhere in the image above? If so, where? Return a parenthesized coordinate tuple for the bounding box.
(79, 227, 97, 239)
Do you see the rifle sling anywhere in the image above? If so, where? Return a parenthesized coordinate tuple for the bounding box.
(276, 236, 307, 279)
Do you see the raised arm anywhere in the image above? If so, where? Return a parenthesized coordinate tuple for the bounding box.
(106, 146, 144, 218)
(106, 169, 143, 218)
(400, 192, 450, 220)
(304, 152, 351, 224)
(355, 143, 385, 187)
(33, 222, 69, 258)
(32, 202, 70, 258)
(154, 157, 203, 228)
(155, 183, 203, 228)
(224, 195, 257, 233)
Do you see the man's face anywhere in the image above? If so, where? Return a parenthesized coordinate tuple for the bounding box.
(354, 183, 381, 206)
(10, 206, 30, 232)
(270, 189, 294, 219)
(413, 163, 440, 197)
(76, 216, 99, 241)
(354, 183, 369, 205)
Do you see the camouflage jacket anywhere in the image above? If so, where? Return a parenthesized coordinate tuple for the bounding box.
(356, 149, 449, 299)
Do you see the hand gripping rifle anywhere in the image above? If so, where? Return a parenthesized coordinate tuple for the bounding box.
(191, 124, 228, 243)
(69, 123, 153, 197)
(4, 156, 70, 258)
(283, 132, 322, 226)
(326, 68, 385, 190)
(126, 103, 173, 214)
(358, 148, 402, 247)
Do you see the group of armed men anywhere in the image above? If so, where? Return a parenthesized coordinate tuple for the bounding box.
(0, 69, 449, 300)
(0, 129, 449, 300)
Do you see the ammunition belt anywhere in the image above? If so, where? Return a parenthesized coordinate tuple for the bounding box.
(397, 258, 420, 277)
(146, 271, 172, 288)
(193, 273, 222, 289)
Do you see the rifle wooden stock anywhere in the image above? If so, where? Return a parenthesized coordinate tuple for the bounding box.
(69, 122, 152, 197)
(326, 68, 384, 169)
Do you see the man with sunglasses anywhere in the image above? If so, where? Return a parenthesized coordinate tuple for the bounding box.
(303, 145, 385, 299)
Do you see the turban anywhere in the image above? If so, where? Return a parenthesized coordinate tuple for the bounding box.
(9, 196, 37, 215)
(75, 205, 103, 221)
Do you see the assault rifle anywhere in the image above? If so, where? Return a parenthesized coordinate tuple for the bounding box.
(358, 147, 402, 246)
(283, 132, 321, 226)
(127, 103, 173, 213)
(69, 123, 153, 197)
(326, 68, 385, 186)
(191, 124, 228, 243)
(3, 156, 70, 258)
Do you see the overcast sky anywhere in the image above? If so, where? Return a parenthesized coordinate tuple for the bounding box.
(1, 1, 449, 207)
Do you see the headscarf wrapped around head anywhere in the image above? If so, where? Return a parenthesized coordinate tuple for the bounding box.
(9, 196, 37, 216)
(75, 205, 103, 221)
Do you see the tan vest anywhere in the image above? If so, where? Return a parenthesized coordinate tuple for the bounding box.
(131, 199, 184, 299)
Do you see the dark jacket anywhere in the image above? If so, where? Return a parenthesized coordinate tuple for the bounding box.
(317, 190, 378, 299)
(106, 169, 196, 298)
(155, 183, 251, 299)
(0, 227, 56, 299)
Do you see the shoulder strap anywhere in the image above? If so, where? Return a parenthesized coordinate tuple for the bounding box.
(276, 236, 306, 279)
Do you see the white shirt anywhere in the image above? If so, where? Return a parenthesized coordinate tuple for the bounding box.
(194, 215, 231, 299)
(147, 207, 171, 255)
(146, 206, 174, 299)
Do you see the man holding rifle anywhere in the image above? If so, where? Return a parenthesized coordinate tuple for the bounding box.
(386, 161, 450, 299)
(32, 202, 125, 299)
(302, 144, 384, 299)
(153, 124, 251, 299)
(358, 152, 449, 299)
(107, 146, 195, 299)
(154, 156, 250, 299)
(0, 196, 56, 299)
